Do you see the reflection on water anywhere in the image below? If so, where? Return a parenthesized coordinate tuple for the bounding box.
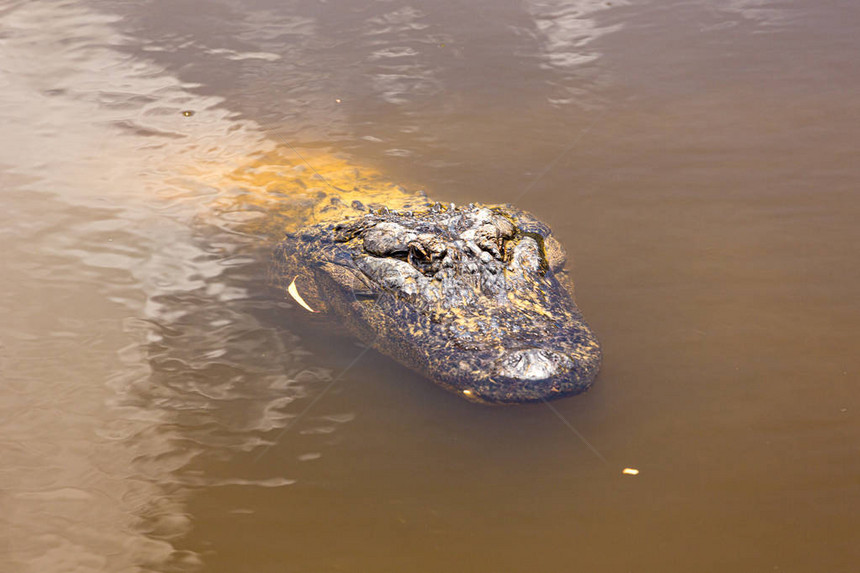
(2, 0, 859, 571)
(719, 0, 794, 26)
(521, 0, 623, 106)
(524, 0, 619, 69)
(363, 6, 442, 106)
(0, 1, 336, 570)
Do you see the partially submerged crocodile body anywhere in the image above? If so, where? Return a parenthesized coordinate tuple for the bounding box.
(268, 176, 601, 404)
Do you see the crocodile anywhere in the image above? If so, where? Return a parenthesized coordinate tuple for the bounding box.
(266, 168, 601, 405)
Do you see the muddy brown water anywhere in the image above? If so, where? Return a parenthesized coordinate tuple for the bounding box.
(1, 1, 858, 571)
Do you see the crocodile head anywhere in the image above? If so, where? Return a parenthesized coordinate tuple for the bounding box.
(273, 200, 601, 404)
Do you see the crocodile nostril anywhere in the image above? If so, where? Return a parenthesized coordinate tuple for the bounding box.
(496, 349, 574, 381)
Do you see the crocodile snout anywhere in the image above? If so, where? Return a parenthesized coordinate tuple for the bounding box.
(451, 348, 592, 404)
(496, 348, 574, 381)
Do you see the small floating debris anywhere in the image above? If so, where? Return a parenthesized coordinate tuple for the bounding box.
(287, 276, 318, 313)
(622, 468, 640, 476)
(181, 110, 195, 117)
(462, 389, 473, 396)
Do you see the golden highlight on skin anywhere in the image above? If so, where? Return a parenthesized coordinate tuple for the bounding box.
(210, 149, 422, 242)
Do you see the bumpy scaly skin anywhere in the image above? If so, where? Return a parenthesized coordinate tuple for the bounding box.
(272, 197, 601, 404)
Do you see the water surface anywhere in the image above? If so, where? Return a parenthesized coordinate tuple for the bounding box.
(1, 1, 858, 571)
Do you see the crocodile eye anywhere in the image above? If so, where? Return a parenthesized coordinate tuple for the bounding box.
(361, 222, 412, 256)
(507, 236, 544, 273)
(517, 220, 552, 239)
(542, 235, 567, 273)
